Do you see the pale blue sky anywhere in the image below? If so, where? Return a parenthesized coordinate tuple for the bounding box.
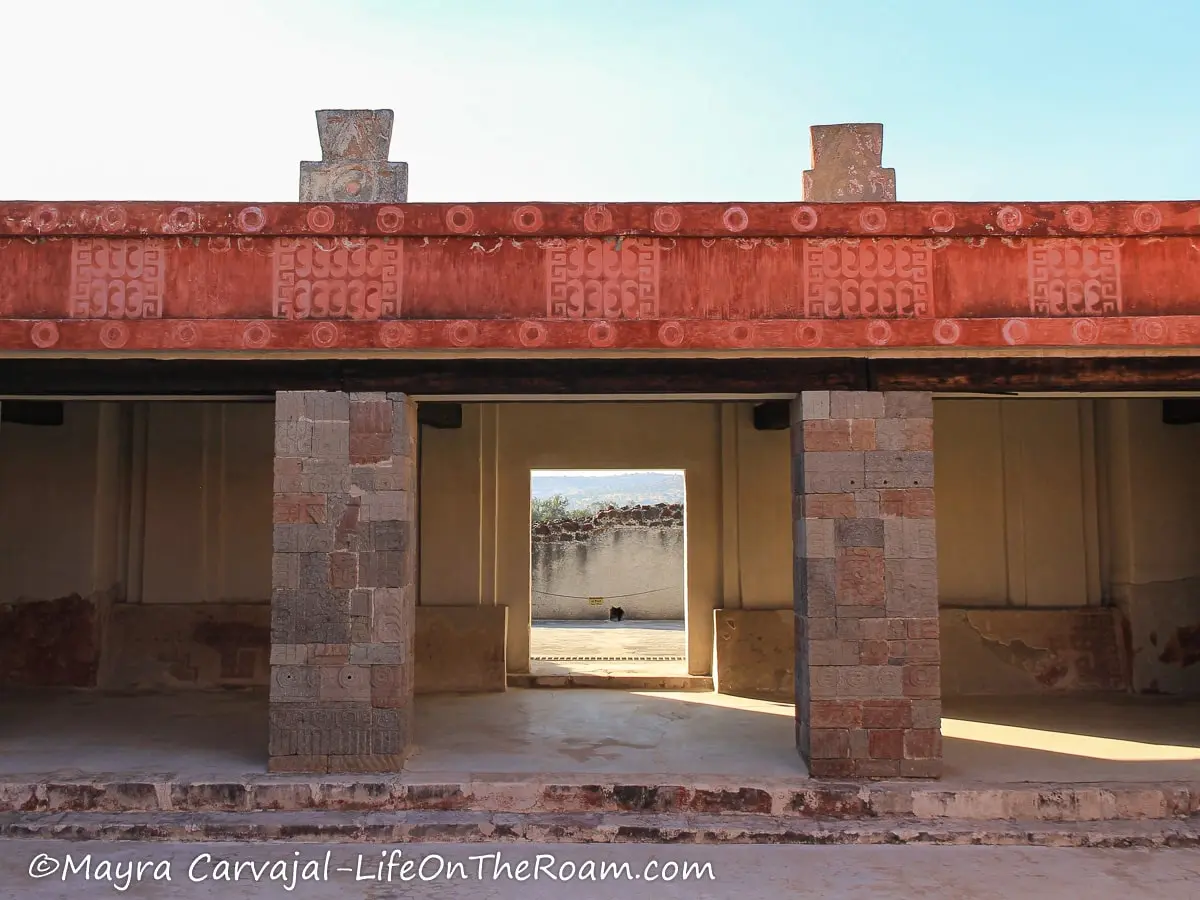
(5, 1, 1197, 202)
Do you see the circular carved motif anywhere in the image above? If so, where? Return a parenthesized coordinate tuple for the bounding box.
(29, 321, 59, 349)
(1064, 205, 1093, 232)
(237, 206, 266, 233)
(728, 323, 754, 346)
(379, 321, 412, 348)
(242, 321, 272, 349)
(512, 205, 544, 232)
(1072, 318, 1100, 344)
(1133, 203, 1162, 233)
(929, 206, 955, 233)
(1002, 319, 1030, 345)
(865, 319, 892, 345)
(99, 205, 127, 232)
(519, 321, 548, 347)
(933, 319, 961, 345)
(172, 321, 199, 347)
(795, 322, 823, 347)
(311, 322, 340, 348)
(306, 206, 336, 232)
(722, 206, 749, 233)
(587, 321, 616, 348)
(790, 206, 819, 232)
(652, 205, 682, 233)
(658, 321, 686, 347)
(329, 163, 375, 201)
(31, 205, 59, 231)
(165, 206, 197, 233)
(446, 205, 475, 234)
(859, 207, 887, 233)
(376, 206, 405, 233)
(583, 205, 613, 233)
(996, 206, 1023, 232)
(99, 322, 129, 349)
(580, 204, 614, 232)
(447, 320, 478, 346)
(1133, 317, 1167, 343)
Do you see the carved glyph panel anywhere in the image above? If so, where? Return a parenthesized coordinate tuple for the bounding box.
(273, 238, 402, 319)
(802, 239, 932, 318)
(69, 240, 166, 318)
(1028, 238, 1121, 316)
(545, 238, 660, 319)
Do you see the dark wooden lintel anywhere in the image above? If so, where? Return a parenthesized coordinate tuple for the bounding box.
(0, 356, 1198, 396)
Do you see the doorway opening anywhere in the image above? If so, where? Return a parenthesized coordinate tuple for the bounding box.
(529, 468, 687, 679)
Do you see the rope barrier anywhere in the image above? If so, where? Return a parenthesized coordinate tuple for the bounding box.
(532, 587, 674, 600)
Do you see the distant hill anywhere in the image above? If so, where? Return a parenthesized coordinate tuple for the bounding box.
(531, 472, 685, 509)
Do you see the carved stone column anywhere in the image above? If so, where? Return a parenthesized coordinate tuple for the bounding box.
(793, 126, 941, 778)
(269, 391, 417, 773)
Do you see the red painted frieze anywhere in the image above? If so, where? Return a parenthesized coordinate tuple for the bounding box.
(1, 200, 1199, 239)
(1, 200, 1199, 354)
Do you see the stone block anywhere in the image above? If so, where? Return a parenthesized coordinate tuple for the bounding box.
(801, 517, 835, 558)
(302, 391, 350, 422)
(883, 392, 933, 418)
(318, 665, 371, 702)
(835, 518, 884, 548)
(883, 518, 937, 559)
(803, 124, 895, 203)
(828, 392, 886, 420)
(415, 606, 508, 694)
(99, 602, 269, 691)
(271, 665, 319, 702)
(883, 559, 939, 618)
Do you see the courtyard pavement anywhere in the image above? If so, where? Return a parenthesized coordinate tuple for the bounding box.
(529, 620, 687, 677)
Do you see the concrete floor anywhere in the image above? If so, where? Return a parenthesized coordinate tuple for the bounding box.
(2, 689, 1200, 783)
(7, 841, 1200, 899)
(529, 620, 686, 676)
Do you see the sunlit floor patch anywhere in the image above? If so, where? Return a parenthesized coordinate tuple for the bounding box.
(943, 717, 1200, 761)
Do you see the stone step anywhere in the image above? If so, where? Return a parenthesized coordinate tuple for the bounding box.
(4, 810, 1200, 847)
(4, 777, 1199, 822)
(507, 674, 714, 690)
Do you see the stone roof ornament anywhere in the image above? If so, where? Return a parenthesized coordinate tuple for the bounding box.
(299, 109, 408, 203)
(803, 123, 896, 202)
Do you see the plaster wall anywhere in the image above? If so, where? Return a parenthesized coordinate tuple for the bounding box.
(531, 527, 686, 620)
(1102, 398, 1200, 693)
(934, 398, 1100, 609)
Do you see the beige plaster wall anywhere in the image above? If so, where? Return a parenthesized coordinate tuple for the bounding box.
(934, 398, 1101, 608)
(1101, 398, 1200, 692)
(0, 402, 126, 603)
(531, 527, 686, 619)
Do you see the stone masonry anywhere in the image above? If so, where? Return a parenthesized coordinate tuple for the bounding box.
(803, 123, 896, 202)
(299, 109, 408, 203)
(791, 391, 942, 778)
(269, 391, 417, 773)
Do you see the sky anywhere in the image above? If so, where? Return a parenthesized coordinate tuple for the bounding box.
(4, 0, 1198, 203)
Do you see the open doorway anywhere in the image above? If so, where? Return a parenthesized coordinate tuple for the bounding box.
(529, 469, 687, 679)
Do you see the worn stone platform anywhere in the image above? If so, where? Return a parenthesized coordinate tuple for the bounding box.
(5, 810, 1200, 848)
(3, 688, 1200, 844)
(4, 773, 1200, 824)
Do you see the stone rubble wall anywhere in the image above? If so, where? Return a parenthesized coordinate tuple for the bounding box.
(531, 502, 683, 544)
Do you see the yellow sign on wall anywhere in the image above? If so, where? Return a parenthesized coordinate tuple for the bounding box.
(588, 597, 604, 606)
